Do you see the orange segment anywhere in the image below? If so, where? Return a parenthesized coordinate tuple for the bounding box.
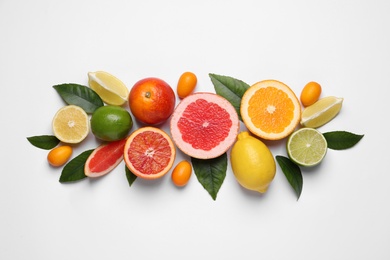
(123, 127, 176, 180)
(241, 80, 301, 140)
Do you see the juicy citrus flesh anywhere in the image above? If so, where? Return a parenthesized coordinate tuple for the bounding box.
(124, 127, 176, 180)
(230, 132, 276, 193)
(287, 128, 327, 167)
(170, 92, 239, 159)
(88, 71, 128, 106)
(300, 96, 343, 128)
(85, 138, 127, 178)
(52, 105, 89, 144)
(241, 80, 301, 140)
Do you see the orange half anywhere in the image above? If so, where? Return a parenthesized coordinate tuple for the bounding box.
(241, 80, 301, 140)
(124, 127, 176, 180)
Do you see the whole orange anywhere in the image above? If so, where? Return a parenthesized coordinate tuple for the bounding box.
(129, 77, 176, 125)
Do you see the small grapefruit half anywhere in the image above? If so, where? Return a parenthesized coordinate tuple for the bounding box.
(123, 127, 176, 180)
(170, 92, 240, 159)
(84, 138, 128, 178)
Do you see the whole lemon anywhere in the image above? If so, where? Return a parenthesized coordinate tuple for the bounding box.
(230, 131, 276, 193)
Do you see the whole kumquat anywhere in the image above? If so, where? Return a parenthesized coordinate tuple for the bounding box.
(300, 81, 322, 107)
(177, 72, 197, 99)
(171, 160, 192, 187)
(47, 145, 73, 167)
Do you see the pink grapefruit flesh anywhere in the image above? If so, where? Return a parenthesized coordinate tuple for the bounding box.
(84, 138, 127, 178)
(170, 92, 239, 159)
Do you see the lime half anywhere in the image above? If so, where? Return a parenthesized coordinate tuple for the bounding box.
(287, 128, 327, 167)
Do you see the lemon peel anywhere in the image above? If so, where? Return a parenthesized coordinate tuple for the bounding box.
(88, 71, 128, 106)
(230, 131, 276, 193)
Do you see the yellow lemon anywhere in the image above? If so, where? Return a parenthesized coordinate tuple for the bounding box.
(52, 105, 89, 144)
(300, 96, 343, 128)
(88, 71, 129, 106)
(230, 131, 276, 193)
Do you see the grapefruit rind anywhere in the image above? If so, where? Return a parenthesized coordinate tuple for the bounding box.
(123, 127, 176, 180)
(170, 92, 240, 159)
(240, 80, 301, 140)
(84, 138, 127, 178)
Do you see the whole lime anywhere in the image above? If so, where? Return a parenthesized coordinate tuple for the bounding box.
(90, 106, 133, 141)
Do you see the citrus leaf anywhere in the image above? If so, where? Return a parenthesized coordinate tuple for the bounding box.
(59, 149, 94, 183)
(323, 131, 364, 150)
(191, 153, 227, 200)
(27, 135, 60, 150)
(53, 83, 104, 113)
(125, 166, 137, 187)
(276, 155, 303, 200)
(209, 73, 250, 121)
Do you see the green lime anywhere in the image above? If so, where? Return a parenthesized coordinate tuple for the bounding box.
(287, 128, 327, 167)
(91, 106, 133, 141)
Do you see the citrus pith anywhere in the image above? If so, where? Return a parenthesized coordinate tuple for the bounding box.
(52, 105, 89, 144)
(241, 80, 301, 140)
(170, 92, 239, 159)
(123, 127, 176, 180)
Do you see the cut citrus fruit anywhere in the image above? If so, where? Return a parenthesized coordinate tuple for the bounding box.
(300, 96, 343, 128)
(85, 138, 127, 178)
(287, 128, 327, 167)
(52, 105, 89, 144)
(124, 127, 176, 180)
(241, 80, 301, 140)
(88, 71, 129, 106)
(170, 92, 239, 159)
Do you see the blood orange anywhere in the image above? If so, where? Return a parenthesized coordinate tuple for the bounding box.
(123, 127, 176, 180)
(170, 92, 239, 159)
(84, 138, 127, 178)
(128, 77, 176, 125)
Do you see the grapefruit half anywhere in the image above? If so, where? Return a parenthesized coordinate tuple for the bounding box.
(84, 138, 128, 178)
(123, 127, 176, 180)
(170, 92, 239, 159)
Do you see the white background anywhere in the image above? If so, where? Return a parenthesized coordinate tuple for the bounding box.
(1, 0, 389, 259)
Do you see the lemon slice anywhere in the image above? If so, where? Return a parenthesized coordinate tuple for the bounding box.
(52, 105, 89, 144)
(300, 96, 343, 128)
(287, 128, 327, 167)
(88, 71, 129, 106)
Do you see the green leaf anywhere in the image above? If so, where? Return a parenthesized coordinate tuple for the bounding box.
(53, 83, 104, 113)
(59, 149, 94, 183)
(209, 73, 250, 121)
(125, 166, 137, 187)
(191, 153, 227, 200)
(27, 135, 60, 150)
(276, 155, 303, 200)
(323, 131, 364, 150)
